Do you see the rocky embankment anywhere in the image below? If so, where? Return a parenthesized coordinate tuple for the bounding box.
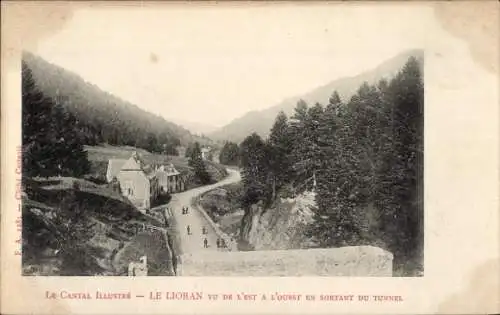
(200, 184, 318, 251)
(186, 178, 394, 277)
(22, 177, 173, 276)
(238, 191, 317, 251)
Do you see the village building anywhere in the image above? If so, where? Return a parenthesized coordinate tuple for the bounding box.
(155, 163, 185, 193)
(106, 152, 186, 209)
(106, 152, 161, 210)
(201, 147, 212, 160)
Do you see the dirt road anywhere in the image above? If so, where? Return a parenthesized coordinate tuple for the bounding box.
(166, 168, 241, 254)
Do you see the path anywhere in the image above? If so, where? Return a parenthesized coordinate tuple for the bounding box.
(166, 168, 241, 254)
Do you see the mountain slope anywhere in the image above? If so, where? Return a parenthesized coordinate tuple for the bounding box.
(22, 51, 211, 147)
(169, 119, 218, 136)
(209, 49, 424, 143)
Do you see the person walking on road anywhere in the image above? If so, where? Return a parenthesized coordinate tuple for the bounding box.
(203, 237, 208, 248)
(186, 225, 191, 235)
(202, 226, 207, 235)
(216, 238, 221, 249)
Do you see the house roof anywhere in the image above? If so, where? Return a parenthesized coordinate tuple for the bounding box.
(107, 159, 127, 179)
(156, 163, 180, 177)
(108, 152, 157, 180)
(121, 157, 141, 171)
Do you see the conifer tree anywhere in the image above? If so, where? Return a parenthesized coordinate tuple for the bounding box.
(22, 61, 54, 177)
(290, 101, 323, 191)
(22, 61, 91, 178)
(376, 56, 423, 266)
(188, 142, 211, 184)
(239, 133, 271, 206)
(219, 141, 240, 166)
(267, 111, 293, 198)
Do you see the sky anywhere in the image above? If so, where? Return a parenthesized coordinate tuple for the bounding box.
(33, 4, 430, 128)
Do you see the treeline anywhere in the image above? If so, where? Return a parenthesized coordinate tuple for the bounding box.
(51, 90, 181, 155)
(22, 51, 197, 157)
(22, 61, 91, 178)
(239, 57, 423, 273)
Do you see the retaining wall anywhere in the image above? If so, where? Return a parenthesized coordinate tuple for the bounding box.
(179, 246, 393, 277)
(192, 197, 238, 251)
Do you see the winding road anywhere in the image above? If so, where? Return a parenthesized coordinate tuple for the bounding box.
(165, 168, 241, 254)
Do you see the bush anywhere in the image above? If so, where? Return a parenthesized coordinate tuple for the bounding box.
(152, 191, 171, 207)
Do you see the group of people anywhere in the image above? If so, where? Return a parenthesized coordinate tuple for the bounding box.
(180, 205, 229, 250)
(185, 224, 227, 249)
(216, 237, 227, 249)
(186, 224, 210, 248)
(185, 225, 207, 235)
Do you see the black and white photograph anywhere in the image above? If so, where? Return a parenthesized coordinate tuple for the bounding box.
(19, 5, 424, 278)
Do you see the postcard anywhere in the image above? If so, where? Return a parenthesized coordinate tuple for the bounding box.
(1, 1, 499, 314)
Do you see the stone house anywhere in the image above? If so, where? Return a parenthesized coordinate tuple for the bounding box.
(106, 152, 161, 210)
(201, 147, 212, 160)
(155, 163, 185, 193)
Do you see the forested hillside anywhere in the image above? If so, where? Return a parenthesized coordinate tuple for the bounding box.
(209, 49, 423, 143)
(238, 56, 424, 275)
(22, 51, 212, 154)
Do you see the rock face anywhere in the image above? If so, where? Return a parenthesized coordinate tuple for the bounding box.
(239, 191, 316, 250)
(178, 246, 393, 276)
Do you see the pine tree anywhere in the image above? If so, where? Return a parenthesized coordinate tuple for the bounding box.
(22, 61, 90, 178)
(376, 56, 424, 267)
(267, 111, 293, 199)
(290, 101, 323, 191)
(22, 61, 55, 177)
(326, 91, 342, 115)
(309, 93, 343, 244)
(239, 133, 271, 206)
(292, 99, 309, 121)
(188, 142, 211, 185)
(50, 104, 91, 177)
(219, 141, 240, 166)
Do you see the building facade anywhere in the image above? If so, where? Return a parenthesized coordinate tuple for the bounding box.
(106, 153, 186, 209)
(201, 147, 211, 160)
(106, 152, 161, 210)
(155, 164, 185, 193)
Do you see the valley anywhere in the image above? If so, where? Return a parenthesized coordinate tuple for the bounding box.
(20, 48, 423, 277)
